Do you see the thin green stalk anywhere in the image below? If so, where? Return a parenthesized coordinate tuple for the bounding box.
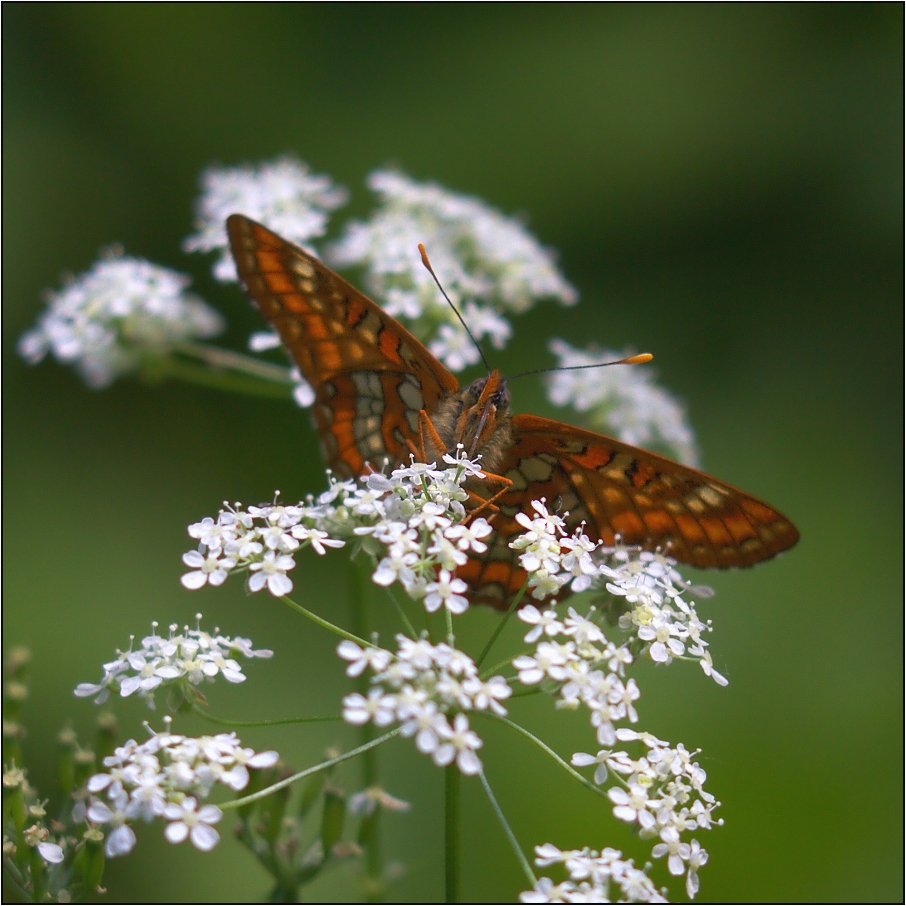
(384, 587, 417, 638)
(475, 580, 528, 669)
(141, 351, 293, 398)
(174, 341, 295, 383)
(350, 557, 384, 901)
(279, 595, 370, 647)
(480, 714, 610, 800)
(192, 706, 342, 727)
(444, 764, 461, 904)
(222, 728, 401, 811)
(478, 772, 536, 886)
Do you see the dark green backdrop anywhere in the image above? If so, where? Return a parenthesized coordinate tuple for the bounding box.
(4, 4, 902, 903)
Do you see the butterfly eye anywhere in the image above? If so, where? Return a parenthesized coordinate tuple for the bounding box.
(466, 379, 486, 403)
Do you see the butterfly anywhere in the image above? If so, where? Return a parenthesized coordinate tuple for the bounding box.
(227, 214, 799, 608)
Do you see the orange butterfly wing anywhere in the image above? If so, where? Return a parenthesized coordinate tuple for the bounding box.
(456, 415, 800, 606)
(227, 215, 459, 478)
(229, 215, 799, 609)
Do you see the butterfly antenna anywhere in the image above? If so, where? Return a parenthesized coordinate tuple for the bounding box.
(419, 244, 492, 374)
(507, 353, 654, 383)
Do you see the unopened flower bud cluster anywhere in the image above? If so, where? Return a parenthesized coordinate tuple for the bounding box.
(83, 727, 278, 858)
(74, 620, 273, 710)
(181, 448, 493, 615)
(521, 842, 667, 903)
(339, 635, 511, 776)
(508, 500, 725, 684)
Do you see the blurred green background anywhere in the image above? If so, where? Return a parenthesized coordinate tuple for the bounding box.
(4, 4, 902, 903)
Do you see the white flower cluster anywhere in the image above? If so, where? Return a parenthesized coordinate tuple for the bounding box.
(546, 339, 699, 467)
(17, 252, 224, 388)
(575, 730, 718, 899)
(181, 449, 493, 615)
(183, 156, 348, 281)
(508, 502, 724, 684)
(521, 843, 666, 903)
(74, 619, 273, 709)
(329, 170, 578, 372)
(339, 635, 511, 776)
(82, 727, 278, 858)
(510, 523, 723, 899)
(513, 602, 638, 748)
(181, 499, 346, 597)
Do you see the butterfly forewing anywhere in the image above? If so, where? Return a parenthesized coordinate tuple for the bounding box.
(227, 215, 459, 477)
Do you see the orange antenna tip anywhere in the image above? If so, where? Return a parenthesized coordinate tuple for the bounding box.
(620, 353, 653, 365)
(418, 243, 431, 269)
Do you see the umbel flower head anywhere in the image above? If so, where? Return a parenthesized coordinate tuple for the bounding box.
(74, 618, 273, 709)
(84, 723, 278, 858)
(329, 169, 578, 371)
(180, 447, 493, 614)
(183, 155, 348, 281)
(17, 251, 224, 388)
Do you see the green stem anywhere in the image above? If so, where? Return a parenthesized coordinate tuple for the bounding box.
(279, 595, 370, 647)
(384, 587, 417, 638)
(350, 558, 384, 901)
(174, 341, 295, 383)
(141, 347, 295, 399)
(475, 580, 528, 669)
(222, 728, 401, 810)
(444, 764, 461, 904)
(192, 705, 342, 727)
(479, 714, 610, 801)
(478, 772, 536, 886)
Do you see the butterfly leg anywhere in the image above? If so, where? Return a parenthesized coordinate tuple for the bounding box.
(415, 410, 452, 463)
(462, 470, 514, 525)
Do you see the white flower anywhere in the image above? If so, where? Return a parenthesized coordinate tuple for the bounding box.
(462, 675, 512, 716)
(546, 338, 699, 466)
(19, 253, 224, 388)
(423, 570, 470, 614)
(341, 689, 397, 727)
(513, 642, 572, 685)
(162, 797, 222, 851)
(247, 551, 295, 595)
(571, 749, 612, 786)
(180, 550, 236, 589)
(519, 877, 573, 903)
(608, 783, 656, 831)
(336, 640, 392, 677)
(685, 839, 708, 898)
(184, 156, 348, 281)
(517, 605, 565, 643)
(399, 701, 448, 754)
(433, 713, 483, 775)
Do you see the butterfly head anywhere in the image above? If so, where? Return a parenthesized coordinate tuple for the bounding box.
(454, 369, 513, 466)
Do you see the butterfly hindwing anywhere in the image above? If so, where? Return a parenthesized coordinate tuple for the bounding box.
(459, 414, 800, 602)
(227, 215, 460, 477)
